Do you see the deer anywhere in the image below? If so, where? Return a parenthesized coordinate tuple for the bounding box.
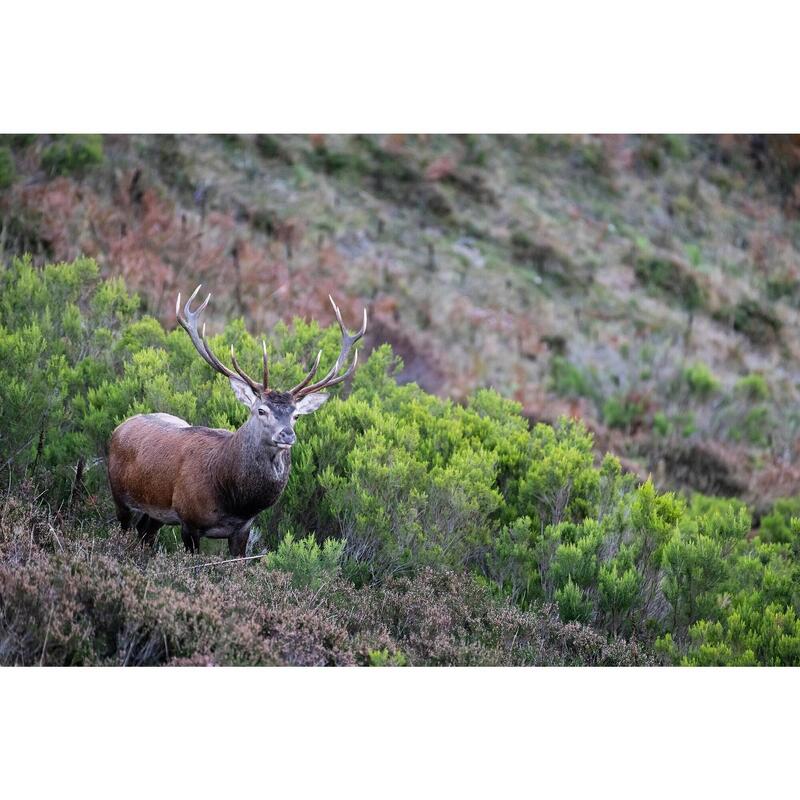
(107, 285, 367, 556)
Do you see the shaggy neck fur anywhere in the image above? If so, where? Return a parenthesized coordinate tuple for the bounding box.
(212, 415, 292, 517)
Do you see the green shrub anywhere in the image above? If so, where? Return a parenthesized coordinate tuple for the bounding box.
(634, 251, 703, 310)
(727, 299, 782, 346)
(760, 498, 800, 546)
(555, 578, 593, 624)
(735, 373, 770, 401)
(368, 648, 408, 666)
(732, 406, 772, 447)
(264, 532, 345, 589)
(653, 411, 671, 437)
(603, 394, 645, 431)
(41, 134, 104, 177)
(683, 362, 719, 398)
(550, 356, 597, 400)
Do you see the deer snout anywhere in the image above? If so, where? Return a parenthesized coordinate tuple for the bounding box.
(275, 428, 296, 447)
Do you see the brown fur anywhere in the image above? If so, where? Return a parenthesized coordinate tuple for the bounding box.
(108, 412, 291, 556)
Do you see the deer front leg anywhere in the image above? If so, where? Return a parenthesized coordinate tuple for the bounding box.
(136, 514, 163, 548)
(180, 523, 201, 554)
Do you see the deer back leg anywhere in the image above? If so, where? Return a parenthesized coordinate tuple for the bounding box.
(228, 527, 250, 557)
(112, 493, 133, 532)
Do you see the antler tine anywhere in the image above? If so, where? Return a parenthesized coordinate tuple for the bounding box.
(177, 286, 262, 391)
(293, 297, 367, 399)
(229, 345, 263, 394)
(289, 349, 323, 394)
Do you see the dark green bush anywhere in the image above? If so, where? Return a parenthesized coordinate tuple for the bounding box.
(719, 299, 782, 346)
(41, 134, 104, 177)
(634, 250, 704, 310)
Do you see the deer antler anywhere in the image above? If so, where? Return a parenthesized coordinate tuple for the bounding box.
(291, 295, 367, 399)
(176, 285, 266, 394)
(177, 287, 366, 400)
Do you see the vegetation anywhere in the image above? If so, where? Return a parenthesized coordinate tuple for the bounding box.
(2, 257, 799, 665)
(40, 134, 104, 177)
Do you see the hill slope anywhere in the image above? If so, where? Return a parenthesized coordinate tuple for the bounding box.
(2, 134, 799, 507)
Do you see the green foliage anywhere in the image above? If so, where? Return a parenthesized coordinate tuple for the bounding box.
(41, 135, 104, 177)
(760, 498, 800, 546)
(735, 373, 770, 401)
(556, 578, 592, 624)
(729, 405, 773, 447)
(1, 134, 36, 150)
(683, 362, 719, 398)
(602, 393, 645, 431)
(633, 249, 703, 310)
(367, 648, 408, 667)
(653, 411, 671, 437)
(597, 560, 641, 634)
(0, 256, 139, 498)
(0, 146, 15, 189)
(264, 532, 345, 590)
(727, 299, 782, 346)
(550, 356, 597, 400)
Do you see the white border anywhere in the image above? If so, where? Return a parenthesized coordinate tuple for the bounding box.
(1, 668, 797, 797)
(4, 1, 800, 132)
(2, 2, 799, 794)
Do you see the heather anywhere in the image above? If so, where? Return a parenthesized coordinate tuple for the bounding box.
(0, 493, 650, 666)
(1, 257, 799, 665)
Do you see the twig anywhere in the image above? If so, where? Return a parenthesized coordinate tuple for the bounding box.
(180, 552, 267, 571)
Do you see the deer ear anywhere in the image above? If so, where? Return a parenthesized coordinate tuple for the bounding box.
(229, 376, 258, 408)
(294, 393, 329, 415)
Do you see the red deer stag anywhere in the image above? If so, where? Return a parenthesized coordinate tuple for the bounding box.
(108, 286, 367, 556)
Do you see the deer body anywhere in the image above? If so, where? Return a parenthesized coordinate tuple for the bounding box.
(107, 287, 366, 556)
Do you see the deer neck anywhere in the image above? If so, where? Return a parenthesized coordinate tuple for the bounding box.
(214, 417, 291, 516)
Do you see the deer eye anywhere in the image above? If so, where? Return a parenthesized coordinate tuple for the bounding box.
(258, 407, 267, 416)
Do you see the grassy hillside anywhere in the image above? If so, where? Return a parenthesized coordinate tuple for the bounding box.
(2, 134, 799, 512)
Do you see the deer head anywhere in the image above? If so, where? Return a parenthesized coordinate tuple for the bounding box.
(176, 285, 367, 449)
